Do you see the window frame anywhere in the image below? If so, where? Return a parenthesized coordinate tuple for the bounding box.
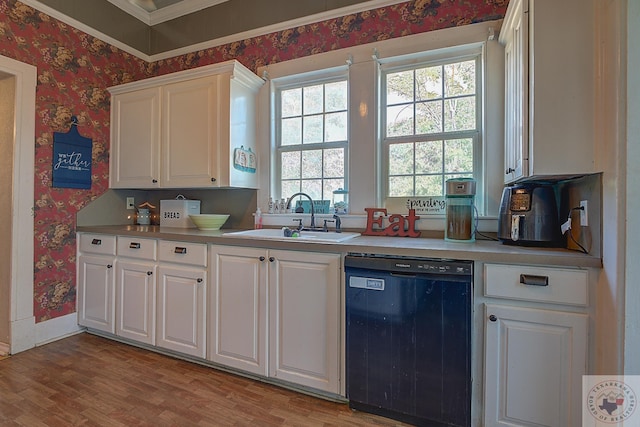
(378, 44, 485, 213)
(271, 69, 350, 203)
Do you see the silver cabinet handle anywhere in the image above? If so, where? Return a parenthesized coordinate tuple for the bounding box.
(129, 242, 141, 249)
(196, 278, 203, 283)
(519, 274, 549, 286)
(91, 238, 102, 245)
(174, 247, 187, 254)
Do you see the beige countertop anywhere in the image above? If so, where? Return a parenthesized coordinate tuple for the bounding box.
(76, 225, 602, 268)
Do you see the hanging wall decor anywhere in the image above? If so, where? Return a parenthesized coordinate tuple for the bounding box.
(52, 116, 92, 189)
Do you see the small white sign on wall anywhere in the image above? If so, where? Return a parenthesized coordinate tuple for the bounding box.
(385, 197, 447, 215)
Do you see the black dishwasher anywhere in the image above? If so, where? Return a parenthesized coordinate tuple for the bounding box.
(345, 254, 472, 427)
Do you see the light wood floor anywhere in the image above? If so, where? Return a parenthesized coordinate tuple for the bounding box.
(0, 333, 409, 426)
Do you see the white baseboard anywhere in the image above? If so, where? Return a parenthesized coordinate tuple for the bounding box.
(11, 316, 35, 354)
(35, 313, 84, 346)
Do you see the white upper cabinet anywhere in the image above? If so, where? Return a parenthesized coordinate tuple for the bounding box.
(500, 0, 595, 183)
(109, 60, 264, 189)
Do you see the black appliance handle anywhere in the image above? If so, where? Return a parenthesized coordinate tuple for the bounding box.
(520, 274, 549, 287)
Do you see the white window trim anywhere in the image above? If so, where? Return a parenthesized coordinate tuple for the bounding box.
(273, 73, 350, 203)
(379, 47, 485, 214)
(256, 20, 504, 232)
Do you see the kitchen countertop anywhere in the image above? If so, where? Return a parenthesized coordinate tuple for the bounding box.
(76, 225, 602, 268)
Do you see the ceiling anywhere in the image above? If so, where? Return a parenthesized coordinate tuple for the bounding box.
(107, 0, 230, 25)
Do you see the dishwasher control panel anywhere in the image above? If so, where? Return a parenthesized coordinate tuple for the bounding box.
(345, 253, 473, 276)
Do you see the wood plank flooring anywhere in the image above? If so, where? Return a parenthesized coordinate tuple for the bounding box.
(0, 333, 409, 426)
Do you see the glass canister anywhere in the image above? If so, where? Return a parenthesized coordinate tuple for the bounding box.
(332, 188, 348, 214)
(445, 178, 476, 242)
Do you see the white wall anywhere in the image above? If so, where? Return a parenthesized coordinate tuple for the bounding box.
(624, 0, 639, 375)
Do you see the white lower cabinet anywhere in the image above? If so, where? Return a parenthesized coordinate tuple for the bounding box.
(268, 249, 340, 393)
(209, 245, 341, 394)
(116, 260, 156, 345)
(77, 234, 117, 334)
(114, 237, 157, 345)
(483, 264, 589, 427)
(156, 264, 206, 358)
(155, 240, 208, 358)
(209, 246, 267, 375)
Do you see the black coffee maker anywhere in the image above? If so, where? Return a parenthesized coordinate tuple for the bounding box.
(497, 184, 563, 247)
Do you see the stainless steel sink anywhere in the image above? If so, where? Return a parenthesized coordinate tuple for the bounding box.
(223, 228, 360, 243)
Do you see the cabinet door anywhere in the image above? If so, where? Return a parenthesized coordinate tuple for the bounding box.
(109, 87, 161, 188)
(156, 265, 206, 358)
(116, 260, 156, 345)
(502, 0, 528, 183)
(269, 250, 341, 394)
(208, 245, 267, 376)
(77, 254, 115, 333)
(484, 304, 588, 427)
(161, 76, 220, 188)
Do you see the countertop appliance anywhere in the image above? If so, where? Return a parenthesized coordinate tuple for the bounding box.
(445, 178, 476, 242)
(497, 184, 563, 247)
(345, 254, 472, 427)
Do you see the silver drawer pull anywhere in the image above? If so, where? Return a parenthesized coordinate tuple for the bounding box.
(520, 274, 549, 287)
(174, 247, 187, 254)
(129, 242, 141, 249)
(91, 239, 102, 245)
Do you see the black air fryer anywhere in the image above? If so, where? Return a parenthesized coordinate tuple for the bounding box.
(497, 184, 563, 247)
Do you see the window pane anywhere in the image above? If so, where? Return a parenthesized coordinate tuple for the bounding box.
(325, 111, 347, 142)
(303, 115, 323, 143)
(389, 143, 414, 175)
(300, 180, 322, 200)
(386, 70, 414, 105)
(387, 104, 414, 137)
(301, 150, 322, 178)
(416, 175, 443, 196)
(281, 151, 301, 179)
(281, 88, 301, 117)
(415, 141, 443, 174)
(282, 117, 301, 146)
(444, 138, 473, 173)
(281, 180, 300, 198)
(416, 101, 443, 134)
(415, 66, 442, 101)
(324, 179, 344, 202)
(303, 84, 323, 115)
(445, 60, 475, 97)
(389, 176, 413, 197)
(444, 97, 475, 132)
(325, 81, 347, 112)
(323, 148, 344, 178)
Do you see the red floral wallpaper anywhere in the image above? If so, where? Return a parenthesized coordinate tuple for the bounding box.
(0, 0, 507, 323)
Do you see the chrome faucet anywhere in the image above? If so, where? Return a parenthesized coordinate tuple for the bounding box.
(286, 192, 316, 228)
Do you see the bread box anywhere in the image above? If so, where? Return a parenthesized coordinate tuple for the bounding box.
(160, 196, 200, 228)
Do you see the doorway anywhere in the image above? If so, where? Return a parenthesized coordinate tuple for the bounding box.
(0, 54, 36, 354)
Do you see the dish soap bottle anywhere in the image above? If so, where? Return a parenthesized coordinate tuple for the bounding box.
(254, 207, 263, 229)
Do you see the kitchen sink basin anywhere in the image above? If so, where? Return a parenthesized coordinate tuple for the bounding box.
(223, 228, 361, 243)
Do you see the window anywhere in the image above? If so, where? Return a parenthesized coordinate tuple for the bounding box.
(381, 54, 481, 202)
(261, 27, 502, 223)
(276, 78, 348, 203)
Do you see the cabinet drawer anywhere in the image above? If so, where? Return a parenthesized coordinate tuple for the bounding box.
(78, 233, 116, 255)
(158, 240, 207, 267)
(485, 264, 588, 306)
(116, 237, 157, 260)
